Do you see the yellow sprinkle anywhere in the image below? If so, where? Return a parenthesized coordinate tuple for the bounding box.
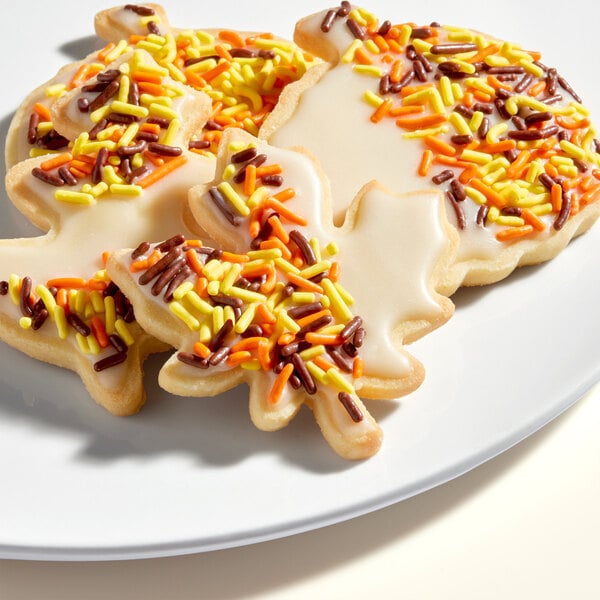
(97, 124, 124, 142)
(277, 310, 301, 334)
(117, 74, 130, 103)
(35, 284, 57, 315)
(364, 39, 380, 55)
(247, 248, 281, 261)
(173, 281, 194, 301)
(464, 185, 488, 205)
(218, 181, 250, 216)
(89, 105, 112, 124)
(87, 334, 101, 355)
(291, 292, 316, 304)
(399, 24, 412, 46)
(105, 39, 129, 63)
(54, 190, 95, 205)
(461, 148, 494, 165)
(110, 100, 149, 119)
(496, 215, 525, 227)
(465, 77, 495, 96)
(220, 263, 243, 293)
(44, 83, 66, 98)
(53, 306, 68, 340)
(518, 58, 544, 77)
(481, 168, 506, 186)
(449, 111, 471, 136)
(412, 39, 432, 53)
(327, 368, 355, 394)
(90, 291, 105, 314)
(333, 281, 355, 306)
(363, 89, 384, 108)
(306, 361, 329, 385)
(325, 242, 339, 256)
(439, 76, 454, 106)
(234, 303, 257, 334)
(486, 122, 509, 144)
(104, 296, 116, 335)
(19, 316, 32, 330)
(401, 88, 432, 105)
(198, 322, 212, 344)
(222, 164, 236, 181)
(300, 260, 331, 280)
(110, 183, 143, 196)
(446, 29, 474, 42)
(428, 89, 446, 114)
(75, 332, 90, 354)
(321, 278, 352, 322)
(223, 305, 235, 326)
(469, 110, 484, 132)
(170, 301, 200, 331)
(558, 164, 579, 178)
(299, 345, 326, 361)
(353, 64, 383, 77)
(240, 359, 261, 371)
(246, 186, 270, 209)
(75, 289, 87, 314)
(211, 305, 224, 335)
(485, 55, 510, 67)
(115, 319, 134, 346)
(184, 290, 214, 315)
(451, 82, 464, 101)
(403, 125, 449, 139)
(207, 280, 220, 296)
(102, 164, 125, 185)
(531, 202, 553, 216)
(228, 287, 267, 304)
(559, 139, 587, 161)
(451, 59, 476, 74)
(341, 40, 363, 63)
(148, 103, 178, 120)
(274, 257, 300, 275)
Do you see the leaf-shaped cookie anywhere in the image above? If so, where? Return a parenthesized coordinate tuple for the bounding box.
(0, 50, 215, 415)
(107, 129, 458, 458)
(263, 3, 600, 292)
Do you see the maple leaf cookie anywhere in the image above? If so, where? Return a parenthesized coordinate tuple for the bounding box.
(263, 3, 600, 292)
(6, 3, 319, 168)
(0, 50, 215, 415)
(107, 129, 458, 458)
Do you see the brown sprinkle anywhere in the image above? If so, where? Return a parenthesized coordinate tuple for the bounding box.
(338, 392, 364, 423)
(93, 352, 127, 372)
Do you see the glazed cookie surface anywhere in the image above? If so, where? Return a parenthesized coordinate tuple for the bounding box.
(264, 3, 600, 291)
(107, 129, 458, 458)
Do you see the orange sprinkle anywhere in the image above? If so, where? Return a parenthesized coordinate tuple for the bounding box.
(68, 63, 90, 90)
(97, 42, 116, 62)
(352, 356, 364, 379)
(256, 303, 277, 325)
(304, 333, 343, 345)
(202, 60, 232, 83)
(101, 251, 111, 266)
(241, 163, 256, 197)
(551, 183, 563, 212)
(33, 102, 52, 122)
(495, 225, 534, 242)
(272, 188, 296, 202)
(462, 91, 475, 108)
(389, 59, 403, 83)
(221, 251, 250, 263)
(472, 90, 493, 103)
(400, 83, 434, 97)
(295, 309, 331, 329)
(55, 288, 69, 310)
(40, 152, 72, 172)
(131, 71, 163, 85)
(218, 30, 245, 48)
(267, 214, 290, 244)
(257, 338, 273, 371)
(434, 155, 473, 169)
(480, 139, 517, 154)
(268, 362, 294, 404)
(231, 337, 266, 353)
(143, 151, 165, 168)
(423, 135, 456, 157)
(395, 113, 447, 131)
(544, 162, 559, 179)
(486, 74, 512, 91)
(286, 272, 323, 294)
(264, 198, 307, 226)
(418, 149, 434, 177)
(353, 47, 373, 66)
(260, 238, 292, 260)
(226, 350, 252, 368)
(195, 276, 208, 298)
(329, 261, 340, 283)
(87, 279, 107, 292)
(387, 38, 403, 54)
(459, 165, 479, 184)
(242, 262, 275, 279)
(556, 115, 592, 131)
(528, 80, 546, 97)
(69, 159, 94, 175)
(137, 81, 165, 96)
(185, 248, 204, 275)
(370, 98, 393, 123)
(215, 44, 234, 61)
(193, 341, 211, 359)
(313, 355, 338, 373)
(388, 104, 424, 117)
(521, 208, 546, 232)
(140, 122, 161, 135)
(46, 277, 87, 289)
(90, 317, 110, 349)
(185, 70, 207, 89)
(256, 164, 283, 178)
(138, 155, 187, 188)
(469, 178, 507, 208)
(506, 150, 532, 179)
(277, 332, 296, 346)
(580, 183, 600, 206)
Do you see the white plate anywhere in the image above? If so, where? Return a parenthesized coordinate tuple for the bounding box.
(1, 0, 599, 560)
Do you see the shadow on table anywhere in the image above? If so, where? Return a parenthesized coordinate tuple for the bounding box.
(0, 392, 583, 600)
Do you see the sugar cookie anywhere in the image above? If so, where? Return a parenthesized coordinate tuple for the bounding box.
(107, 129, 458, 458)
(264, 3, 600, 291)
